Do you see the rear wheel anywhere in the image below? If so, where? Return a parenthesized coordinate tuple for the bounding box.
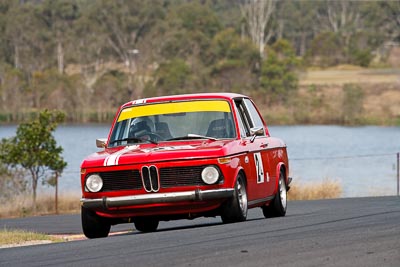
(221, 173, 248, 223)
(262, 171, 287, 218)
(81, 207, 111, 239)
(134, 217, 159, 233)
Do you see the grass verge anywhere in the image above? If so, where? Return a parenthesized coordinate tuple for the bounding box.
(0, 193, 81, 219)
(0, 228, 63, 248)
(288, 178, 342, 200)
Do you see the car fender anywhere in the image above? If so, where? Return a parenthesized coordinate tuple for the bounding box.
(227, 157, 246, 189)
(275, 162, 287, 192)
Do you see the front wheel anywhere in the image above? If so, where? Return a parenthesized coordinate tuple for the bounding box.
(262, 171, 287, 218)
(134, 217, 159, 233)
(221, 174, 248, 223)
(81, 207, 111, 239)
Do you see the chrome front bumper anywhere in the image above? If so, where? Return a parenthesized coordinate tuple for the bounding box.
(81, 188, 234, 210)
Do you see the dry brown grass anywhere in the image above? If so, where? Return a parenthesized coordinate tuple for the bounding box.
(0, 228, 63, 247)
(288, 178, 343, 200)
(0, 193, 81, 218)
(300, 67, 400, 86)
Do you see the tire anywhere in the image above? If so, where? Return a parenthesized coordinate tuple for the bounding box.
(81, 207, 111, 239)
(262, 171, 287, 218)
(221, 173, 248, 223)
(134, 217, 159, 233)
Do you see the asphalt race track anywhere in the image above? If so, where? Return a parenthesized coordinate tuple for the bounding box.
(0, 196, 399, 267)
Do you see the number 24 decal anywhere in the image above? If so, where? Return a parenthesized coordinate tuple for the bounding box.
(254, 152, 266, 184)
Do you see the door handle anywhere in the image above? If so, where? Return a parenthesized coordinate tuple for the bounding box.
(261, 143, 269, 148)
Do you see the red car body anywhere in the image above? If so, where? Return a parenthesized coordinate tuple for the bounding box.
(80, 93, 290, 238)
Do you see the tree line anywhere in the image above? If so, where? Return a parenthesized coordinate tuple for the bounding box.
(0, 0, 399, 123)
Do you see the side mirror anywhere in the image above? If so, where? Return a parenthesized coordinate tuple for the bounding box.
(96, 138, 107, 148)
(250, 127, 264, 143)
(250, 127, 264, 136)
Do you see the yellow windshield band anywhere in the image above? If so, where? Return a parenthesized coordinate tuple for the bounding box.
(118, 100, 231, 122)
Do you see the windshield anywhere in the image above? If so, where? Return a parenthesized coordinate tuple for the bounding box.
(108, 100, 236, 147)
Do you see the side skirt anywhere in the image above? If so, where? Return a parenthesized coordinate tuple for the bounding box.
(248, 195, 275, 209)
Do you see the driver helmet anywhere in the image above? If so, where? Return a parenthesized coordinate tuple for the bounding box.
(129, 117, 155, 137)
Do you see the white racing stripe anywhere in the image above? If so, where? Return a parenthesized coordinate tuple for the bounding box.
(104, 145, 138, 166)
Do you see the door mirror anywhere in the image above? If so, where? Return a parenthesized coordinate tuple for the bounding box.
(250, 127, 264, 136)
(250, 127, 265, 143)
(96, 138, 107, 148)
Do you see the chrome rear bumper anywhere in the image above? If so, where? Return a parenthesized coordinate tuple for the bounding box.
(81, 188, 234, 210)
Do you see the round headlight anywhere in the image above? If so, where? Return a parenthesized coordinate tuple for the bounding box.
(86, 174, 103, 192)
(201, 166, 220, 185)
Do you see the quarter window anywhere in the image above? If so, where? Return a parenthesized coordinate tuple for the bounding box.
(234, 99, 252, 137)
(233, 104, 247, 137)
(243, 99, 265, 131)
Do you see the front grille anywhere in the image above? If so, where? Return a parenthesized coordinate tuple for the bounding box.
(99, 170, 142, 192)
(142, 166, 160, 192)
(159, 166, 207, 188)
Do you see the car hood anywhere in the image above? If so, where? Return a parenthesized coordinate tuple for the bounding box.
(81, 140, 234, 168)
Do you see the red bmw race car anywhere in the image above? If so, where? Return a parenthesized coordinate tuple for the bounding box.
(80, 93, 291, 238)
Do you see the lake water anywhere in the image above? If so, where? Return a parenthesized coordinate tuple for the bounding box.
(1, 125, 399, 197)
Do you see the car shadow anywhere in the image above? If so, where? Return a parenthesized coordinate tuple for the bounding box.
(110, 216, 266, 237)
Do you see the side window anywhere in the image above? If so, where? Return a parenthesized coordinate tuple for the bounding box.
(234, 99, 251, 137)
(243, 98, 265, 133)
(234, 104, 247, 137)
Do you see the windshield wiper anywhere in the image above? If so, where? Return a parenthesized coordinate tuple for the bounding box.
(166, 134, 218, 141)
(110, 137, 158, 145)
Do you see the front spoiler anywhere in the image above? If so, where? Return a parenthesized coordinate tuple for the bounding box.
(81, 188, 234, 210)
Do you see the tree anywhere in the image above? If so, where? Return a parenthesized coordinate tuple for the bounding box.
(0, 159, 28, 203)
(0, 0, 12, 64)
(29, 69, 80, 112)
(4, 1, 51, 73)
(239, 0, 276, 59)
(367, 1, 400, 43)
(0, 64, 27, 122)
(151, 58, 192, 96)
(159, 2, 221, 64)
(306, 31, 344, 67)
(260, 39, 299, 103)
(316, 0, 361, 38)
(91, 70, 129, 121)
(342, 84, 364, 125)
(86, 0, 165, 99)
(362, 1, 400, 61)
(150, 2, 222, 95)
(279, 1, 317, 57)
(0, 110, 67, 211)
(208, 28, 259, 92)
(312, 0, 374, 66)
(40, 0, 80, 74)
